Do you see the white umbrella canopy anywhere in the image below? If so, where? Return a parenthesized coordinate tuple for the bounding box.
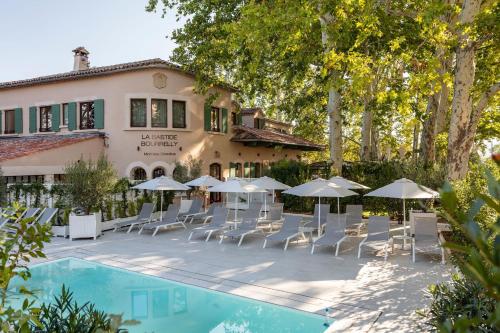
(250, 176, 291, 217)
(184, 175, 223, 187)
(283, 178, 358, 237)
(328, 176, 370, 190)
(364, 178, 439, 242)
(364, 178, 439, 199)
(208, 180, 267, 220)
(132, 176, 190, 221)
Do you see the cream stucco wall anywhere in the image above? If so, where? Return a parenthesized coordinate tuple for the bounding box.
(0, 68, 303, 180)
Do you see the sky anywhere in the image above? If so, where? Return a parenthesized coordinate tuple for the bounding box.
(0, 0, 184, 82)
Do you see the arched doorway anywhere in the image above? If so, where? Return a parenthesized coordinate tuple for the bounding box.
(152, 167, 165, 178)
(209, 163, 222, 203)
(131, 167, 147, 181)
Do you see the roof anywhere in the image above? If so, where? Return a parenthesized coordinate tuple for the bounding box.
(241, 108, 263, 115)
(264, 118, 292, 128)
(231, 125, 324, 151)
(0, 58, 238, 92)
(0, 133, 104, 162)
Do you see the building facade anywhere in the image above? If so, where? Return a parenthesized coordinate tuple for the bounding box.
(0, 48, 322, 184)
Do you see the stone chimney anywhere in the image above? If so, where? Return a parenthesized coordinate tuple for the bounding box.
(72, 47, 90, 71)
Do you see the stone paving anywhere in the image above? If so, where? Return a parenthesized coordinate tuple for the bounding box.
(34, 223, 451, 332)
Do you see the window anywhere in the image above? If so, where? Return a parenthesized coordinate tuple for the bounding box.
(4, 110, 15, 134)
(152, 167, 165, 178)
(172, 100, 186, 128)
(253, 162, 262, 178)
(229, 162, 242, 178)
(210, 107, 220, 132)
(130, 99, 147, 127)
(131, 167, 147, 181)
(151, 99, 168, 128)
(254, 118, 265, 129)
(62, 103, 69, 126)
(39, 106, 52, 132)
(80, 101, 95, 129)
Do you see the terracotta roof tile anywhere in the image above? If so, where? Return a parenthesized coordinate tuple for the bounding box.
(0, 133, 104, 162)
(0, 58, 237, 91)
(231, 125, 324, 151)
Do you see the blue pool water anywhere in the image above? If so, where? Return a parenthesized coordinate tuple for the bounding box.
(13, 258, 328, 332)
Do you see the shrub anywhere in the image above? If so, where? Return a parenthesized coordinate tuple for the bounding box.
(0, 168, 6, 206)
(127, 200, 137, 217)
(419, 165, 499, 332)
(64, 155, 117, 215)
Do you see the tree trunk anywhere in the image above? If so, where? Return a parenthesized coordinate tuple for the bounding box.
(420, 91, 440, 164)
(320, 14, 343, 175)
(361, 109, 373, 161)
(435, 57, 452, 134)
(412, 122, 420, 162)
(328, 88, 343, 174)
(370, 124, 379, 160)
(446, 0, 481, 180)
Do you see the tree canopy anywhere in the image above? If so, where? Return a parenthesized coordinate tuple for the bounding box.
(147, 0, 499, 180)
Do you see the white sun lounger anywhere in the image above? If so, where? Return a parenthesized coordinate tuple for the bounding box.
(263, 215, 304, 251)
(219, 216, 264, 247)
(190, 203, 223, 224)
(139, 204, 182, 236)
(311, 214, 348, 256)
(411, 216, 445, 264)
(188, 207, 229, 241)
(358, 216, 392, 261)
(178, 198, 204, 223)
(113, 203, 155, 233)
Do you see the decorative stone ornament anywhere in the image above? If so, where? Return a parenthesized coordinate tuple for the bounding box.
(153, 72, 168, 89)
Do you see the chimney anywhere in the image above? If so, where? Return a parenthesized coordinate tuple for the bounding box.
(72, 47, 90, 71)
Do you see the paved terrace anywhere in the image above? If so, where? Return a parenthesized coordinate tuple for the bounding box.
(34, 222, 451, 332)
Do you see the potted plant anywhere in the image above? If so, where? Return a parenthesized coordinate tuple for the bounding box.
(51, 207, 70, 238)
(64, 155, 117, 240)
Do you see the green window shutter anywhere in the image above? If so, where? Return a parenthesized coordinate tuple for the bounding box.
(204, 103, 211, 131)
(94, 99, 104, 129)
(237, 112, 242, 125)
(29, 106, 37, 133)
(221, 108, 228, 133)
(229, 162, 235, 178)
(51, 104, 60, 132)
(68, 102, 77, 131)
(14, 108, 23, 134)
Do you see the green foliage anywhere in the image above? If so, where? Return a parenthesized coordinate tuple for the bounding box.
(126, 201, 137, 217)
(33, 285, 139, 332)
(269, 160, 314, 213)
(0, 168, 6, 206)
(64, 155, 117, 215)
(0, 203, 52, 332)
(420, 165, 500, 331)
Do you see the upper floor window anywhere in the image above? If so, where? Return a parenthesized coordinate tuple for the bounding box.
(130, 99, 147, 127)
(210, 107, 220, 132)
(254, 118, 265, 129)
(152, 167, 165, 178)
(39, 106, 52, 132)
(62, 103, 69, 126)
(4, 110, 15, 134)
(151, 99, 168, 128)
(80, 101, 95, 130)
(172, 100, 186, 128)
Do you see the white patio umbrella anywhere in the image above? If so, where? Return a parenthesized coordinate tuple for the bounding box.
(283, 178, 358, 237)
(250, 176, 291, 218)
(184, 175, 223, 209)
(184, 175, 223, 187)
(207, 180, 268, 221)
(328, 176, 370, 213)
(364, 178, 439, 240)
(328, 176, 370, 190)
(133, 176, 190, 221)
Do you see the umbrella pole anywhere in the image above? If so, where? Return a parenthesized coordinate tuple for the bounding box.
(318, 196, 321, 238)
(264, 193, 267, 219)
(337, 197, 340, 216)
(235, 194, 238, 223)
(403, 198, 406, 247)
(160, 190, 163, 222)
(272, 190, 275, 203)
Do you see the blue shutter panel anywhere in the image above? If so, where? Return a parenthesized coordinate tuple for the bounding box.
(14, 108, 23, 134)
(29, 107, 37, 133)
(68, 102, 77, 131)
(51, 104, 60, 132)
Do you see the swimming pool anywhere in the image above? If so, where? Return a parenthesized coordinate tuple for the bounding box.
(15, 258, 329, 332)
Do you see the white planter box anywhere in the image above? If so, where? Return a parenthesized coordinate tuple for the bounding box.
(52, 225, 69, 238)
(69, 212, 102, 240)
